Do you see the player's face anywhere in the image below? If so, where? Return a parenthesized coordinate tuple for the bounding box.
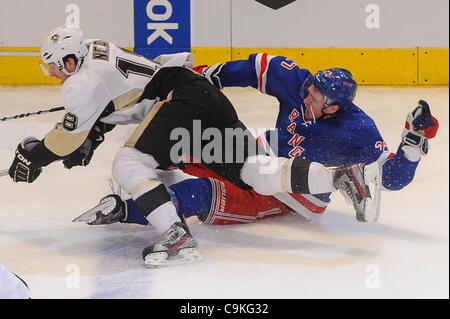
(47, 63, 70, 83)
(303, 84, 325, 121)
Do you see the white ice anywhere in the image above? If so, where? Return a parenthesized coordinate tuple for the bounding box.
(0, 85, 448, 299)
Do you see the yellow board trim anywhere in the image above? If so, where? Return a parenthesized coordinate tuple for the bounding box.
(1, 47, 448, 86)
(418, 48, 449, 85)
(0, 56, 61, 85)
(0, 47, 133, 52)
(0, 47, 134, 86)
(232, 48, 419, 85)
(193, 47, 448, 86)
(0, 47, 41, 52)
(191, 47, 232, 66)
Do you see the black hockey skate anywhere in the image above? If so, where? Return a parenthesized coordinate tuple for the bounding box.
(142, 221, 201, 268)
(72, 194, 126, 225)
(333, 163, 381, 223)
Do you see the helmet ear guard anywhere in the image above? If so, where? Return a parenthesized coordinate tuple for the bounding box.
(313, 68, 358, 110)
(40, 25, 88, 76)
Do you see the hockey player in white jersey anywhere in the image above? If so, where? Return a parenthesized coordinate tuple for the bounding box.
(8, 25, 200, 267)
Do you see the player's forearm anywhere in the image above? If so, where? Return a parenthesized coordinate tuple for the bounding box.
(27, 139, 62, 167)
(381, 145, 420, 191)
(219, 59, 259, 88)
(203, 57, 260, 90)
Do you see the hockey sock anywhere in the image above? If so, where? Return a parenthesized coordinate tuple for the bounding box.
(122, 199, 149, 225)
(121, 178, 213, 224)
(168, 178, 212, 218)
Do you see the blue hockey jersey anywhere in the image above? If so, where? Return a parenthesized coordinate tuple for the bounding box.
(212, 53, 419, 191)
(120, 53, 423, 225)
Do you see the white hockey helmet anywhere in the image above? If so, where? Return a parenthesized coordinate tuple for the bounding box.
(40, 25, 88, 76)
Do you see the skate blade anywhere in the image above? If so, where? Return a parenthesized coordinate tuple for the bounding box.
(357, 161, 382, 223)
(144, 248, 202, 268)
(338, 187, 354, 206)
(72, 201, 111, 223)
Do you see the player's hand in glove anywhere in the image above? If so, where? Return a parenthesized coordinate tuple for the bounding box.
(201, 63, 224, 89)
(63, 123, 109, 169)
(9, 137, 43, 183)
(63, 139, 98, 168)
(401, 100, 439, 161)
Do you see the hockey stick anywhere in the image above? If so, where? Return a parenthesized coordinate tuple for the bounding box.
(1, 106, 65, 122)
(0, 169, 8, 178)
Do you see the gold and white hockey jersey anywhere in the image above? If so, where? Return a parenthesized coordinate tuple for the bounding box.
(43, 39, 193, 157)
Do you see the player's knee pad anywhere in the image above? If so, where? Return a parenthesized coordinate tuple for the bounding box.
(306, 162, 334, 194)
(112, 147, 160, 195)
(240, 155, 291, 195)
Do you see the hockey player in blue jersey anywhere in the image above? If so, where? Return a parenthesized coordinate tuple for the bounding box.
(76, 53, 439, 229)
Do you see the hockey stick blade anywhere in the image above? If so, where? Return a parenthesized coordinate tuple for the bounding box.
(0, 169, 9, 178)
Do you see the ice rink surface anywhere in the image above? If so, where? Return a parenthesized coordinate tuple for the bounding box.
(0, 85, 448, 299)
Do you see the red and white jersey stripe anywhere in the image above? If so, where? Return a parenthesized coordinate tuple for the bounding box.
(255, 53, 276, 94)
(203, 178, 285, 224)
(274, 192, 329, 220)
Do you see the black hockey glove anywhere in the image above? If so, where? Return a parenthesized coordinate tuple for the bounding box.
(63, 139, 98, 169)
(63, 123, 113, 169)
(9, 137, 43, 183)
